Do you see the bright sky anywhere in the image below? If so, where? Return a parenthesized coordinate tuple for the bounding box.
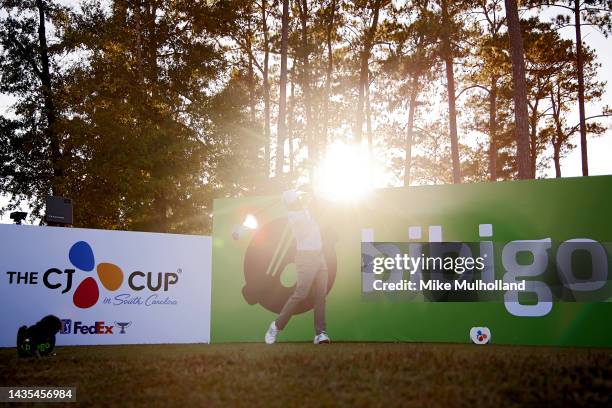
(536, 7, 612, 178)
(1, 1, 611, 224)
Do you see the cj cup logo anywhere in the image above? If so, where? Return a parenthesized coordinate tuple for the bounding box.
(470, 327, 491, 344)
(242, 218, 337, 314)
(6, 241, 180, 308)
(69, 241, 124, 309)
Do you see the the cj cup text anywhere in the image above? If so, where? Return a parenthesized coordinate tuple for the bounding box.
(372, 253, 486, 275)
(5, 270, 179, 293)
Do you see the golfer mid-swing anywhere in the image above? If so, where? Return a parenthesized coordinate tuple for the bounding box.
(264, 188, 331, 345)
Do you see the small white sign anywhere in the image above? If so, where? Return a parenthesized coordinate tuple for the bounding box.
(470, 327, 491, 344)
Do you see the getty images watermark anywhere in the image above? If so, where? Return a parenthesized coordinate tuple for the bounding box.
(361, 241, 612, 302)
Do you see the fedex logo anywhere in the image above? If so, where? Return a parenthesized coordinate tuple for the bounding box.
(66, 320, 114, 334)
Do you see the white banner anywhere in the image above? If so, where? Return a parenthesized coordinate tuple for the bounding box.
(0, 224, 211, 346)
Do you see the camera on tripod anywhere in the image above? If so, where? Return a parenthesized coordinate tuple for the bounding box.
(9, 211, 28, 225)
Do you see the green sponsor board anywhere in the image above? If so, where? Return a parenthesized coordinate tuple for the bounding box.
(212, 176, 612, 346)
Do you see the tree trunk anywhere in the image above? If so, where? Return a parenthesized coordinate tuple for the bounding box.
(113, 2, 128, 26)
(36, 0, 62, 196)
(504, 0, 532, 179)
(404, 77, 418, 187)
(574, 1, 588, 176)
(488, 79, 498, 181)
(288, 75, 295, 173)
(275, 0, 289, 176)
(366, 75, 372, 162)
(355, 0, 381, 146)
(247, 52, 256, 123)
(553, 142, 562, 178)
(550, 87, 564, 179)
(144, 2, 158, 98)
(246, 22, 256, 123)
(262, 0, 271, 177)
(245, 15, 259, 165)
(134, 1, 144, 87)
(144, 1, 168, 232)
(322, 0, 336, 147)
(298, 0, 314, 173)
(528, 100, 539, 178)
(441, 0, 461, 184)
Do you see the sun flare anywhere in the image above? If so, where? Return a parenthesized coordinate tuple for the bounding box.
(242, 214, 258, 230)
(313, 142, 378, 203)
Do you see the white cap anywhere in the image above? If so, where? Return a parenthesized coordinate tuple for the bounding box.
(282, 190, 299, 205)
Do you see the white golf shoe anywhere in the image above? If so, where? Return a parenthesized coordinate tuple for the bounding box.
(314, 332, 331, 344)
(265, 321, 279, 344)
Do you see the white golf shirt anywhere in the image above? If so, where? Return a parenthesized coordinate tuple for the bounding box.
(283, 190, 323, 251)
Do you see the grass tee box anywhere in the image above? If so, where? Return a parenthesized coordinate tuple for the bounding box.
(211, 176, 612, 346)
(1, 344, 611, 407)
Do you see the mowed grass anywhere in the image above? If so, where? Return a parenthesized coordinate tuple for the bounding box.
(1, 343, 611, 407)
